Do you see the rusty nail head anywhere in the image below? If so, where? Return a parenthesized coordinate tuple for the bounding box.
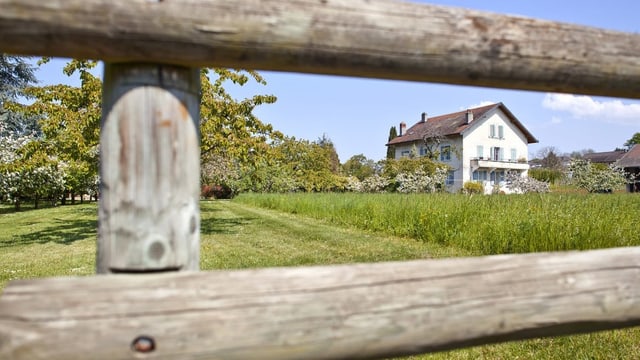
(132, 335, 156, 353)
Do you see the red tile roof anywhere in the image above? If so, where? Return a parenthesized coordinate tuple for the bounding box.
(583, 150, 627, 164)
(386, 102, 537, 146)
(617, 144, 640, 168)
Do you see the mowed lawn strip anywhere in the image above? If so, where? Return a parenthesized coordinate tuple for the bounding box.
(200, 200, 469, 269)
(0, 201, 466, 289)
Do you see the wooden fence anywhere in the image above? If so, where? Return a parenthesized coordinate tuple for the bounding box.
(1, 0, 639, 359)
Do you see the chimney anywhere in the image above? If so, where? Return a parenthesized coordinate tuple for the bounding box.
(421, 112, 427, 123)
(465, 109, 473, 123)
(399, 122, 407, 136)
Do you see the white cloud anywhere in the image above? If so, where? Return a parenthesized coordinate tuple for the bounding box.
(463, 100, 496, 110)
(542, 93, 640, 126)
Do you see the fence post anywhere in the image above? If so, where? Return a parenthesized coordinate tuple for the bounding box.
(97, 64, 201, 274)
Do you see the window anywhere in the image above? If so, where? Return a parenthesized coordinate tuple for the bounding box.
(498, 170, 505, 183)
(489, 124, 496, 138)
(419, 147, 425, 156)
(491, 147, 504, 161)
(440, 145, 451, 161)
(511, 148, 517, 161)
(498, 125, 504, 139)
(473, 170, 487, 181)
(477, 145, 484, 159)
(401, 150, 410, 157)
(446, 171, 454, 185)
(490, 171, 506, 183)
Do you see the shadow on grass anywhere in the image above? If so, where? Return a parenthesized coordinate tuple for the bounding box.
(200, 202, 257, 235)
(1, 217, 97, 248)
(0, 202, 97, 215)
(200, 216, 257, 235)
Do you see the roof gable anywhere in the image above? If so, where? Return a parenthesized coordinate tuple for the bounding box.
(617, 144, 640, 168)
(387, 102, 537, 146)
(583, 150, 627, 164)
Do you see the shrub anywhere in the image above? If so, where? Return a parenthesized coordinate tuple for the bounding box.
(462, 181, 484, 194)
(201, 184, 234, 199)
(568, 159, 628, 193)
(395, 167, 447, 193)
(529, 168, 564, 184)
(360, 174, 390, 193)
(506, 172, 550, 193)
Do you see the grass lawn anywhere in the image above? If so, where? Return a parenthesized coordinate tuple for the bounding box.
(1, 200, 639, 359)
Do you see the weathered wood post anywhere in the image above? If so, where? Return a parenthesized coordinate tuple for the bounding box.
(98, 64, 201, 273)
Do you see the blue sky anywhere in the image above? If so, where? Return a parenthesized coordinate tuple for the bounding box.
(33, 0, 640, 162)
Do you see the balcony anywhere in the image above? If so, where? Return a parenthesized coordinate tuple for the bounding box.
(470, 157, 530, 171)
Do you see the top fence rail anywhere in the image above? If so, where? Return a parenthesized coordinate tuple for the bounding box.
(1, 0, 640, 98)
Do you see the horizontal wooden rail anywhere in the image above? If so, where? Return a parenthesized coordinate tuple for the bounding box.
(1, 246, 639, 359)
(1, 0, 640, 98)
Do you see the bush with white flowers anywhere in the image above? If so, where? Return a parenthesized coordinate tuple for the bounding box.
(395, 167, 448, 193)
(568, 159, 628, 193)
(505, 172, 550, 194)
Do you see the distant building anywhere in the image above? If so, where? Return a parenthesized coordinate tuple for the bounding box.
(580, 146, 640, 192)
(583, 150, 627, 165)
(386, 103, 538, 193)
(615, 145, 640, 192)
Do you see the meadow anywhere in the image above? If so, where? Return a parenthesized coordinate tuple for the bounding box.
(234, 192, 640, 255)
(1, 194, 640, 359)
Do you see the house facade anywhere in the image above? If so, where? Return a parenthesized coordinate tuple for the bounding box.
(386, 103, 538, 193)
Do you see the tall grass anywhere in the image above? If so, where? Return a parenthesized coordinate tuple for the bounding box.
(234, 193, 640, 255)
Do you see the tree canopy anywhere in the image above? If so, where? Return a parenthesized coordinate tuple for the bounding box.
(0, 54, 38, 136)
(386, 126, 397, 159)
(624, 132, 640, 150)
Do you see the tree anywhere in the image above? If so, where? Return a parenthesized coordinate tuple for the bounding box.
(624, 132, 640, 150)
(568, 159, 628, 193)
(421, 127, 446, 160)
(381, 156, 447, 192)
(315, 133, 340, 174)
(342, 154, 375, 181)
(386, 126, 397, 159)
(0, 55, 67, 209)
(569, 148, 594, 159)
(271, 136, 346, 192)
(0, 122, 65, 210)
(200, 68, 282, 165)
(0, 54, 39, 136)
(536, 146, 563, 169)
(199, 69, 287, 194)
(10, 59, 102, 203)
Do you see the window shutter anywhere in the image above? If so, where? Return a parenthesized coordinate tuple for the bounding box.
(499, 147, 504, 161)
(490, 125, 495, 138)
(498, 125, 504, 139)
(477, 145, 483, 158)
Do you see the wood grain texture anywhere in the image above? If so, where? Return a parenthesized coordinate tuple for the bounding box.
(0, 0, 640, 97)
(2, 246, 640, 359)
(98, 64, 200, 273)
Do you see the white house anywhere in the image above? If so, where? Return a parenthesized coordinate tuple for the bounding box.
(386, 103, 538, 193)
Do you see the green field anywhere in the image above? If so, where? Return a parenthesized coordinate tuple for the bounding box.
(1, 195, 639, 359)
(235, 192, 640, 255)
